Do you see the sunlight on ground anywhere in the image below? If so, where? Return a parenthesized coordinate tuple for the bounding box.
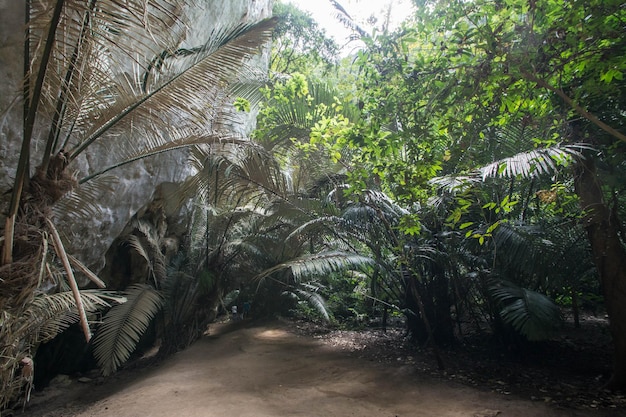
(255, 329, 290, 340)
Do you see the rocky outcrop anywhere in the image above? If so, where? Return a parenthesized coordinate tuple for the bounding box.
(0, 0, 272, 274)
(0, 0, 24, 192)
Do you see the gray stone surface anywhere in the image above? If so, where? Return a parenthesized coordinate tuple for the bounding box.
(0, 0, 272, 273)
(0, 0, 24, 192)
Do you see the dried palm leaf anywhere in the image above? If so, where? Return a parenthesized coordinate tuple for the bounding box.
(92, 284, 163, 376)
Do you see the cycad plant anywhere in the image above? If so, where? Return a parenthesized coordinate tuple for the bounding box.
(0, 0, 275, 409)
(92, 284, 162, 376)
(0, 289, 125, 410)
(430, 125, 593, 342)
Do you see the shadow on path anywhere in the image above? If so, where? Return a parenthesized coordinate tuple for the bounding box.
(23, 319, 622, 417)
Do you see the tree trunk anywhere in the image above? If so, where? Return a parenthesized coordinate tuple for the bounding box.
(404, 271, 445, 370)
(574, 156, 626, 390)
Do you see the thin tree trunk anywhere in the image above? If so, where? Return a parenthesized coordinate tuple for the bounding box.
(3, 0, 66, 265)
(571, 287, 580, 329)
(574, 156, 626, 390)
(404, 270, 445, 370)
(46, 218, 92, 342)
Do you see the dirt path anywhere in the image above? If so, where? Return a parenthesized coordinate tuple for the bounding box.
(23, 320, 622, 417)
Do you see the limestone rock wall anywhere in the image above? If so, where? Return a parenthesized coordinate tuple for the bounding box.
(0, 0, 272, 273)
(0, 0, 25, 192)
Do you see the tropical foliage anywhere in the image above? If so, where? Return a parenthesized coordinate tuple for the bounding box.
(2, 0, 626, 411)
(271, 2, 339, 76)
(318, 0, 625, 387)
(0, 0, 275, 409)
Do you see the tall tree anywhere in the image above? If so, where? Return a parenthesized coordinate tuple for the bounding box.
(270, 1, 339, 76)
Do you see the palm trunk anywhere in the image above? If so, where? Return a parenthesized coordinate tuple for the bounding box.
(403, 269, 445, 370)
(574, 156, 626, 390)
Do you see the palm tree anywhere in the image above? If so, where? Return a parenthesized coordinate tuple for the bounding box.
(430, 135, 594, 342)
(254, 77, 360, 194)
(0, 289, 126, 410)
(0, 0, 275, 409)
(89, 90, 354, 366)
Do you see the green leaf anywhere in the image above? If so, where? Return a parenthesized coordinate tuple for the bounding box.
(490, 281, 561, 341)
(600, 68, 623, 83)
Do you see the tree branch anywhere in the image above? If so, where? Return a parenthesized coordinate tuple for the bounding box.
(521, 71, 626, 143)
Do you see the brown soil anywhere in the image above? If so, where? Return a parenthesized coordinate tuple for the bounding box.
(19, 318, 625, 417)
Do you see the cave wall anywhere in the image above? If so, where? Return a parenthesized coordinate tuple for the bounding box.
(0, 0, 272, 273)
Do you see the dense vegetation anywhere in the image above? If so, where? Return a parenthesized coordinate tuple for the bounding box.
(0, 0, 625, 412)
(261, 0, 626, 389)
(264, 1, 626, 387)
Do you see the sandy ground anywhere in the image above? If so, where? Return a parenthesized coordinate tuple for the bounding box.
(22, 320, 623, 417)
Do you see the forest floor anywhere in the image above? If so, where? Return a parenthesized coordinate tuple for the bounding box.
(19, 315, 626, 417)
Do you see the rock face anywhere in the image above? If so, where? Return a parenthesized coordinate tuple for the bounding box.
(0, 0, 24, 192)
(0, 0, 272, 273)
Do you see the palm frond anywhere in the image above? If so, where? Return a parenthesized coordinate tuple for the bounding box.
(20, 290, 123, 343)
(92, 284, 163, 376)
(479, 144, 587, 180)
(0, 289, 123, 411)
(67, 17, 277, 164)
(52, 174, 119, 219)
(79, 135, 244, 184)
(161, 271, 200, 328)
(490, 281, 561, 341)
(123, 220, 168, 287)
(285, 216, 345, 245)
(254, 251, 375, 284)
(177, 143, 288, 210)
(491, 223, 546, 283)
(431, 144, 591, 192)
(29, 1, 190, 155)
(259, 81, 358, 148)
(225, 71, 269, 113)
(125, 234, 155, 276)
(292, 287, 330, 321)
(428, 175, 480, 193)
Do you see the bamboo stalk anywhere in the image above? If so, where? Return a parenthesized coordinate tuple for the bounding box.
(45, 218, 92, 342)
